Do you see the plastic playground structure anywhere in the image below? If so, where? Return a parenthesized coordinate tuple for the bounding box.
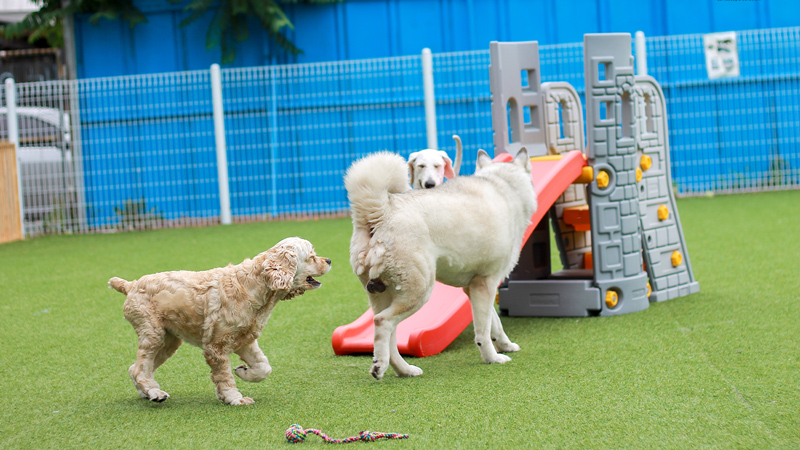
(332, 33, 700, 358)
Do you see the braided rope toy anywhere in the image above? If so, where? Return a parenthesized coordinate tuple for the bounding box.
(285, 424, 409, 444)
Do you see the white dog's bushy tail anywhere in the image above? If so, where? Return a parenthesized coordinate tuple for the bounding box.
(345, 152, 409, 278)
(345, 152, 409, 229)
(108, 277, 133, 294)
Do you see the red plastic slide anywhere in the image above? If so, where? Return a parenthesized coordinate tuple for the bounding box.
(331, 150, 588, 357)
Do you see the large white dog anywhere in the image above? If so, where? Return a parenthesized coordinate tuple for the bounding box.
(345, 149, 537, 380)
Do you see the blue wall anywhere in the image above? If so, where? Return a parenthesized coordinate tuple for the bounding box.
(75, 0, 800, 78)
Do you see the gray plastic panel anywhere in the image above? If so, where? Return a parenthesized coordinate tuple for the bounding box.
(634, 76, 700, 301)
(542, 82, 592, 270)
(499, 279, 601, 317)
(489, 41, 548, 157)
(583, 33, 650, 316)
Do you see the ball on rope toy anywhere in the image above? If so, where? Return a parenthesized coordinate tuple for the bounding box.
(285, 424, 409, 444)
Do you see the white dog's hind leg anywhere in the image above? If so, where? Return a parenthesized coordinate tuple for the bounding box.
(389, 327, 423, 377)
(234, 340, 272, 383)
(489, 307, 520, 353)
(371, 299, 421, 380)
(466, 278, 512, 364)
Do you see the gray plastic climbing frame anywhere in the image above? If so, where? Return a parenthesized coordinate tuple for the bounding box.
(495, 33, 699, 317)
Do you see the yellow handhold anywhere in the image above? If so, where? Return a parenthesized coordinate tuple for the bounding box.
(605, 290, 619, 308)
(647, 283, 652, 297)
(574, 166, 594, 184)
(597, 170, 610, 188)
(671, 251, 683, 267)
(636, 167, 643, 182)
(657, 205, 669, 221)
(640, 154, 652, 171)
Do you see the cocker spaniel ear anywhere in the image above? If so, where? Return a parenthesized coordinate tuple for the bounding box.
(262, 247, 298, 291)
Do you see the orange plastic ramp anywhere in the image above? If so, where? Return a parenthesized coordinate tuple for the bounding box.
(331, 150, 587, 357)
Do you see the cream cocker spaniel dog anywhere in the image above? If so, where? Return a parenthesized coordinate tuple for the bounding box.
(109, 237, 331, 405)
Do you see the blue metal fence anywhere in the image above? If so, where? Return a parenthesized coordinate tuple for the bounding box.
(5, 28, 800, 236)
(648, 27, 800, 193)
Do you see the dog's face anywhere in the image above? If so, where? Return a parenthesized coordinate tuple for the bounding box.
(261, 237, 331, 296)
(408, 149, 455, 189)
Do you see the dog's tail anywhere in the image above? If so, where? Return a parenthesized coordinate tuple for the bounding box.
(345, 152, 409, 278)
(108, 277, 133, 295)
(344, 151, 409, 229)
(452, 135, 462, 177)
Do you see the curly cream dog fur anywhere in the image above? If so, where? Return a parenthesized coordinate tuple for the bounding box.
(345, 149, 536, 380)
(109, 237, 331, 405)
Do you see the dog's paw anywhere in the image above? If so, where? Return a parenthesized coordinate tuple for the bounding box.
(483, 353, 512, 364)
(396, 365, 423, 378)
(146, 388, 170, 403)
(228, 396, 255, 406)
(494, 341, 521, 353)
(370, 362, 387, 380)
(233, 364, 252, 382)
(234, 364, 271, 382)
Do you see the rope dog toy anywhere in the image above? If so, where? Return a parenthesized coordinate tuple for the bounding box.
(285, 424, 409, 444)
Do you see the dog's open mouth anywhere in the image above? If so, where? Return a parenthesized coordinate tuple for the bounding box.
(306, 276, 321, 288)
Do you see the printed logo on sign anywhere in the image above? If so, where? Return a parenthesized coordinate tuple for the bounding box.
(703, 31, 740, 79)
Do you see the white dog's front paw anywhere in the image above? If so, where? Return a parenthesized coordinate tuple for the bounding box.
(396, 365, 423, 378)
(494, 341, 521, 353)
(146, 388, 170, 403)
(483, 353, 512, 364)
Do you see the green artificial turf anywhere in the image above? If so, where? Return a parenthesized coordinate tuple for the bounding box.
(0, 190, 798, 449)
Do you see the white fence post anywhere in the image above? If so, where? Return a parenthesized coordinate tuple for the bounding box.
(422, 48, 438, 149)
(635, 31, 648, 76)
(5, 78, 25, 238)
(268, 66, 279, 218)
(210, 64, 232, 225)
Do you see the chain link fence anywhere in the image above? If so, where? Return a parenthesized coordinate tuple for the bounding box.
(2, 27, 799, 237)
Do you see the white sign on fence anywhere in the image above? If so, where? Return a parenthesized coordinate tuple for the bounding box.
(703, 31, 740, 79)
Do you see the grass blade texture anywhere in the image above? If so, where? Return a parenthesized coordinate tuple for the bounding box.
(0, 191, 798, 449)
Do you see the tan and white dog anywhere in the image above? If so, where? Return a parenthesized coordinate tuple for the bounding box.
(109, 237, 331, 405)
(407, 135, 463, 189)
(345, 149, 536, 380)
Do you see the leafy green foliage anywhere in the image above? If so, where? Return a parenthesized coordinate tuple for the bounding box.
(1, 0, 339, 64)
(0, 0, 146, 48)
(113, 197, 164, 231)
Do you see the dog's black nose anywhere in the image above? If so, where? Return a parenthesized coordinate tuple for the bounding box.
(325, 258, 331, 265)
(424, 180, 436, 189)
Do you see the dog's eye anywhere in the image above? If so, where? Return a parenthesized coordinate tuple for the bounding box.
(418, 164, 425, 169)
(434, 164, 441, 169)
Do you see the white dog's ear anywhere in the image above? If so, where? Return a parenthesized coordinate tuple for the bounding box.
(407, 152, 419, 183)
(439, 151, 455, 179)
(513, 147, 532, 172)
(262, 247, 298, 291)
(476, 149, 493, 171)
